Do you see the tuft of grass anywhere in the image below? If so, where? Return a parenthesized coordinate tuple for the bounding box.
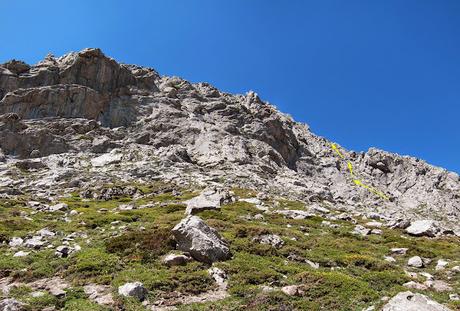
(231, 188, 257, 199)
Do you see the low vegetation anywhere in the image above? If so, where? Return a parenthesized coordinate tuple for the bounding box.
(0, 183, 459, 310)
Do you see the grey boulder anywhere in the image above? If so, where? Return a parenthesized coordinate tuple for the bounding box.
(405, 220, 439, 237)
(382, 291, 451, 311)
(172, 215, 231, 263)
(184, 188, 229, 215)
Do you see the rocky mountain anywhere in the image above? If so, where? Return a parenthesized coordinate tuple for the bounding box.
(0, 49, 459, 310)
(1, 48, 459, 232)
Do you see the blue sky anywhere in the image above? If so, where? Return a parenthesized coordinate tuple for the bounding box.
(1, 0, 459, 173)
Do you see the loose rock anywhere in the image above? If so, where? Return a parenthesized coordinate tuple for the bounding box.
(405, 220, 439, 237)
(162, 253, 192, 267)
(252, 234, 284, 248)
(407, 256, 424, 268)
(118, 282, 147, 301)
(172, 216, 231, 263)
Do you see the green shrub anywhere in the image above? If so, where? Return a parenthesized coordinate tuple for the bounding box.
(74, 248, 119, 277)
(105, 227, 176, 262)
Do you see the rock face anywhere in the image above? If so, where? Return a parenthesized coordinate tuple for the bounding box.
(1, 48, 460, 233)
(172, 216, 231, 263)
(382, 291, 451, 311)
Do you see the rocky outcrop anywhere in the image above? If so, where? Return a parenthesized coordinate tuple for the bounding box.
(0, 48, 159, 127)
(0, 84, 106, 120)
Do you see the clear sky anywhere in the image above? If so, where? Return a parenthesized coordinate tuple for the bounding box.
(1, 0, 459, 173)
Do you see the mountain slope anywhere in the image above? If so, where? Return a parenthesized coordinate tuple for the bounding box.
(1, 48, 459, 233)
(0, 49, 459, 311)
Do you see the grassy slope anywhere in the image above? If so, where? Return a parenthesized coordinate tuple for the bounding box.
(0, 183, 459, 311)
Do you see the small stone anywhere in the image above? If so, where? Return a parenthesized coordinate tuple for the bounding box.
(69, 210, 78, 216)
(352, 225, 370, 236)
(162, 253, 192, 266)
(281, 285, 303, 297)
(404, 270, 418, 278)
(36, 228, 55, 237)
(252, 234, 284, 248)
(435, 259, 449, 271)
(48, 203, 68, 212)
(9, 237, 23, 247)
(208, 267, 227, 289)
(117, 203, 136, 211)
(24, 237, 45, 249)
(29, 150, 41, 158)
(13, 251, 30, 257)
(390, 248, 408, 255)
(384, 256, 396, 263)
(31, 291, 45, 298)
(407, 256, 423, 268)
(449, 293, 460, 301)
(419, 272, 434, 281)
(305, 259, 320, 269)
(260, 285, 275, 293)
(370, 229, 383, 235)
(118, 282, 147, 301)
(253, 214, 264, 220)
(365, 221, 383, 228)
